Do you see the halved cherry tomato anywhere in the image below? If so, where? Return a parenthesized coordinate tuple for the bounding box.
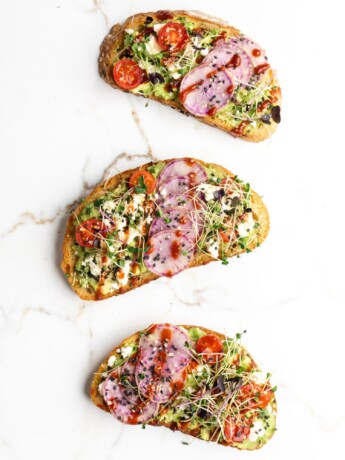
(196, 335, 223, 364)
(224, 416, 250, 443)
(238, 383, 272, 409)
(75, 219, 109, 248)
(129, 170, 156, 194)
(158, 22, 189, 52)
(113, 59, 144, 90)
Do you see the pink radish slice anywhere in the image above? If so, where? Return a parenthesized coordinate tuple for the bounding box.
(119, 354, 139, 404)
(179, 64, 234, 116)
(161, 193, 206, 212)
(136, 324, 191, 403)
(102, 369, 159, 424)
(157, 159, 208, 188)
(203, 44, 253, 86)
(143, 229, 194, 277)
(149, 207, 203, 239)
(158, 176, 191, 199)
(230, 36, 267, 69)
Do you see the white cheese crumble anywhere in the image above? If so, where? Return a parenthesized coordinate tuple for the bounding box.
(153, 23, 165, 33)
(145, 35, 162, 55)
(172, 72, 182, 80)
(200, 48, 209, 56)
(98, 382, 103, 394)
(84, 256, 102, 278)
(252, 370, 268, 385)
(248, 420, 265, 442)
(116, 260, 131, 286)
(196, 183, 221, 201)
(107, 355, 117, 367)
(102, 200, 116, 214)
(205, 238, 219, 259)
(120, 345, 133, 359)
(237, 213, 255, 237)
(125, 28, 134, 34)
(124, 193, 146, 216)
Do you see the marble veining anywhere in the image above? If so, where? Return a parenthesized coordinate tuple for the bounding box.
(0, 1, 344, 459)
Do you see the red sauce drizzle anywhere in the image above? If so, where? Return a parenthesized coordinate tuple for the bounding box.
(254, 63, 270, 75)
(258, 100, 270, 112)
(207, 106, 217, 117)
(213, 30, 227, 45)
(166, 270, 173, 277)
(156, 10, 174, 20)
(231, 120, 250, 137)
(227, 53, 241, 68)
(179, 80, 204, 103)
(171, 240, 180, 259)
(161, 327, 172, 342)
(252, 48, 261, 57)
(226, 83, 235, 95)
(179, 215, 188, 224)
(185, 158, 195, 167)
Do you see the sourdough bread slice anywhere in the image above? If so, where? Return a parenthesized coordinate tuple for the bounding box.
(90, 324, 277, 450)
(99, 10, 281, 142)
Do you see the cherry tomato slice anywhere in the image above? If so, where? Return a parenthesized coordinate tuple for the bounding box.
(196, 335, 223, 364)
(113, 59, 144, 90)
(238, 383, 272, 409)
(158, 22, 189, 52)
(224, 417, 250, 443)
(75, 219, 109, 248)
(129, 170, 156, 194)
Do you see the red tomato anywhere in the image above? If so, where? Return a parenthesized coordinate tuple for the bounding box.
(224, 417, 250, 443)
(75, 219, 109, 248)
(129, 170, 156, 194)
(238, 383, 272, 409)
(113, 59, 144, 90)
(196, 335, 223, 364)
(158, 22, 189, 52)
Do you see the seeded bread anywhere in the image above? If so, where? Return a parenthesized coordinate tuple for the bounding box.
(99, 10, 281, 142)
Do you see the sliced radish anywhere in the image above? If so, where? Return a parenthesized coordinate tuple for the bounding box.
(135, 324, 191, 403)
(143, 230, 194, 277)
(102, 369, 159, 424)
(157, 159, 208, 188)
(149, 207, 203, 240)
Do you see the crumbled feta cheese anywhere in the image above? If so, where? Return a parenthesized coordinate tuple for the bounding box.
(120, 345, 133, 359)
(116, 348, 121, 353)
(252, 370, 268, 385)
(98, 382, 103, 394)
(153, 23, 165, 33)
(200, 48, 209, 56)
(116, 260, 131, 286)
(124, 193, 146, 216)
(102, 200, 116, 214)
(205, 238, 219, 259)
(172, 72, 181, 80)
(145, 35, 162, 55)
(197, 183, 221, 201)
(237, 213, 255, 237)
(248, 420, 265, 442)
(107, 355, 116, 367)
(125, 28, 134, 34)
(84, 256, 102, 277)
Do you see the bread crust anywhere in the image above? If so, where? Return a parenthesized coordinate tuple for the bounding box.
(61, 158, 269, 301)
(98, 10, 281, 142)
(90, 324, 277, 450)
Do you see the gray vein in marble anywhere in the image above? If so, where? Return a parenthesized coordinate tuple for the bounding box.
(92, 0, 109, 28)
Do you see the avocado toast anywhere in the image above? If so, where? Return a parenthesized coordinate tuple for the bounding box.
(99, 10, 281, 142)
(91, 323, 277, 450)
(61, 158, 269, 300)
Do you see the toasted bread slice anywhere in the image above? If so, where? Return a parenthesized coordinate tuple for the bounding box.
(61, 158, 269, 300)
(90, 323, 277, 450)
(99, 10, 281, 142)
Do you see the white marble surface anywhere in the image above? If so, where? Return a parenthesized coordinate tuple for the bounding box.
(1, 0, 344, 459)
